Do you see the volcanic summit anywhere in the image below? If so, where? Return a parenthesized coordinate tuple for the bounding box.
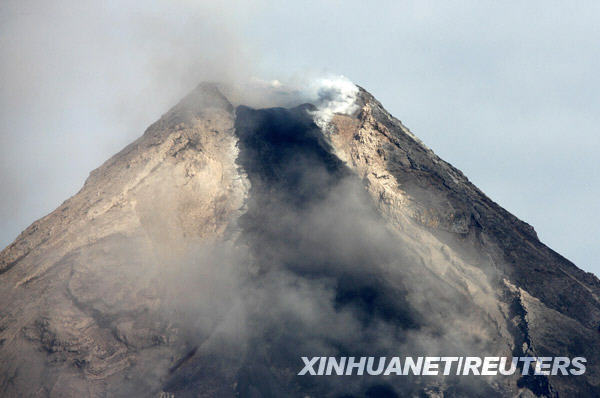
(1, 79, 598, 397)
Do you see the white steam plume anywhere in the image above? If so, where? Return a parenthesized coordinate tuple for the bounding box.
(225, 75, 359, 129)
(305, 76, 359, 130)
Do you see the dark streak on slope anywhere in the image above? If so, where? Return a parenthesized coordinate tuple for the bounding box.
(234, 104, 419, 330)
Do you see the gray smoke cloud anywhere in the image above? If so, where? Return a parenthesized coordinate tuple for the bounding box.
(116, 98, 508, 396)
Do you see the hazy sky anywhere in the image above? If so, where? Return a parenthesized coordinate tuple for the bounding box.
(1, 1, 598, 275)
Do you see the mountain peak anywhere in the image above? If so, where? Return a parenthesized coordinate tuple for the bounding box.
(1, 81, 598, 397)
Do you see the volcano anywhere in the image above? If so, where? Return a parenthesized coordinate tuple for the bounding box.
(1, 80, 598, 397)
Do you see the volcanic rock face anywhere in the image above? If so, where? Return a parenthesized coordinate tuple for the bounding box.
(1, 81, 599, 397)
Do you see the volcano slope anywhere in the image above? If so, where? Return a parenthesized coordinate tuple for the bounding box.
(0, 82, 599, 397)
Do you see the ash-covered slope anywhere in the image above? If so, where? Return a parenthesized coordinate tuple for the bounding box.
(0, 81, 598, 397)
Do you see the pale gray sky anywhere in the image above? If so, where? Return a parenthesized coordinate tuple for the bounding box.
(1, 1, 598, 274)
